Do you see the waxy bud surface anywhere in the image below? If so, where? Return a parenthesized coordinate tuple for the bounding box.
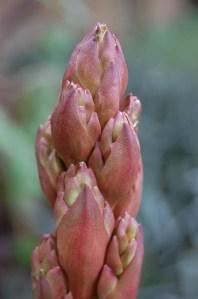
(51, 81, 101, 166)
(89, 112, 142, 217)
(32, 23, 144, 299)
(31, 234, 68, 299)
(57, 186, 114, 299)
(63, 23, 128, 126)
(120, 93, 142, 131)
(35, 119, 63, 206)
(97, 214, 144, 299)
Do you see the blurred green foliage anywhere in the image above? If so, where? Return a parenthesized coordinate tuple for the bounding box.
(0, 110, 38, 203)
(127, 14, 198, 69)
(14, 236, 37, 267)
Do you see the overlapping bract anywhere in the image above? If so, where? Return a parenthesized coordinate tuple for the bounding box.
(62, 23, 128, 127)
(32, 23, 144, 299)
(32, 234, 69, 299)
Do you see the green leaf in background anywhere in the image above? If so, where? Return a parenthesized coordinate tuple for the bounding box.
(0, 109, 40, 206)
(14, 235, 38, 267)
(126, 15, 198, 70)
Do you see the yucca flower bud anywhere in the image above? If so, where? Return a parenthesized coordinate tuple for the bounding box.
(57, 185, 114, 299)
(120, 93, 142, 131)
(35, 119, 63, 206)
(97, 213, 144, 299)
(51, 81, 101, 166)
(89, 112, 142, 217)
(33, 23, 144, 299)
(54, 162, 107, 224)
(31, 234, 69, 299)
(62, 23, 128, 126)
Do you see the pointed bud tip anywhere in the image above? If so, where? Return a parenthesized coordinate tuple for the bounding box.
(97, 265, 117, 298)
(95, 23, 108, 42)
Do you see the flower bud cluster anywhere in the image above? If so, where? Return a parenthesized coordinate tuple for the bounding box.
(32, 23, 144, 299)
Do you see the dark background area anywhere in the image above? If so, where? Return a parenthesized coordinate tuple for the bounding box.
(0, 1, 198, 298)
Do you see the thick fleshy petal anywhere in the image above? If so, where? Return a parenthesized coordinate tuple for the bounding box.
(42, 267, 67, 299)
(97, 265, 118, 299)
(94, 61, 120, 126)
(35, 120, 63, 205)
(89, 113, 142, 217)
(32, 235, 58, 279)
(32, 234, 68, 299)
(120, 93, 142, 131)
(114, 158, 143, 217)
(54, 162, 104, 223)
(53, 190, 69, 225)
(63, 26, 102, 95)
(57, 186, 113, 299)
(97, 215, 144, 299)
(111, 227, 144, 299)
(106, 236, 123, 276)
(51, 81, 101, 166)
(62, 23, 128, 126)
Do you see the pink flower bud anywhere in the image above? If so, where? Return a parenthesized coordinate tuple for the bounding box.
(54, 162, 107, 224)
(63, 23, 128, 126)
(120, 93, 142, 131)
(57, 186, 114, 299)
(89, 112, 142, 217)
(97, 214, 144, 299)
(35, 119, 63, 206)
(31, 234, 68, 299)
(114, 157, 143, 218)
(97, 265, 118, 299)
(51, 81, 101, 166)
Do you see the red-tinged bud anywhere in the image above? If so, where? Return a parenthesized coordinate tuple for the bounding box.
(89, 112, 142, 217)
(51, 81, 101, 166)
(31, 234, 68, 299)
(64, 293, 73, 299)
(58, 162, 98, 206)
(35, 119, 63, 206)
(97, 214, 144, 299)
(63, 23, 128, 126)
(53, 190, 69, 226)
(54, 162, 105, 224)
(97, 265, 118, 299)
(120, 93, 142, 131)
(114, 158, 143, 218)
(57, 186, 114, 299)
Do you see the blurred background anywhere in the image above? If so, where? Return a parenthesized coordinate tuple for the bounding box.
(0, 1, 198, 298)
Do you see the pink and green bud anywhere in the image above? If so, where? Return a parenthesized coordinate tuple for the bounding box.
(97, 213, 144, 299)
(35, 119, 63, 206)
(62, 23, 128, 126)
(54, 162, 106, 224)
(120, 93, 142, 131)
(114, 157, 143, 219)
(89, 112, 142, 217)
(97, 265, 118, 299)
(51, 81, 101, 166)
(57, 186, 114, 299)
(31, 234, 68, 299)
